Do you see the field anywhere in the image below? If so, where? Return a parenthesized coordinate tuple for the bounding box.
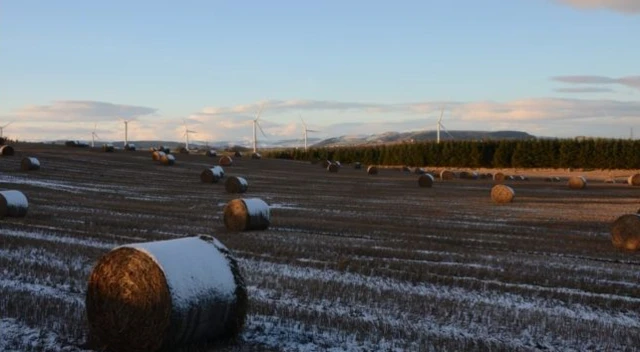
(1, 143, 639, 352)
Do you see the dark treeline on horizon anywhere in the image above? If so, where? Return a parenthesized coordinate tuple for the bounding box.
(264, 139, 640, 169)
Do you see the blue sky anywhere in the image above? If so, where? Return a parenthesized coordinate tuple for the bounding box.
(1, 0, 639, 144)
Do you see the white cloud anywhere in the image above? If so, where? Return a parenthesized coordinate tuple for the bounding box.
(556, 0, 640, 13)
(552, 75, 640, 91)
(13, 100, 157, 122)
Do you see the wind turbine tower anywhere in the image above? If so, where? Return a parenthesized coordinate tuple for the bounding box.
(300, 116, 319, 151)
(121, 119, 135, 148)
(252, 104, 266, 153)
(436, 106, 454, 144)
(91, 123, 100, 148)
(0, 121, 13, 139)
(183, 119, 197, 151)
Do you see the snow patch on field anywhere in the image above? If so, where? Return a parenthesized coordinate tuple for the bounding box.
(0, 318, 87, 352)
(2, 228, 115, 249)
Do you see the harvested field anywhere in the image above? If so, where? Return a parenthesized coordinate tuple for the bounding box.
(1, 143, 640, 351)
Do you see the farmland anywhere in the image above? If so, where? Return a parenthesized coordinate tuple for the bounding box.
(1, 143, 639, 352)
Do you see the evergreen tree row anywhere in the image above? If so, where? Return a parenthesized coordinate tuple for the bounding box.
(263, 139, 640, 169)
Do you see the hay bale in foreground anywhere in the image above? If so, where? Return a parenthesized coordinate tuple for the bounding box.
(223, 198, 270, 231)
(152, 151, 166, 161)
(160, 154, 175, 166)
(219, 155, 233, 166)
(367, 166, 378, 175)
(611, 214, 640, 251)
(86, 235, 247, 352)
(0, 145, 14, 156)
(493, 172, 506, 183)
(21, 157, 40, 171)
(628, 174, 640, 186)
(491, 184, 515, 204)
(200, 166, 225, 183)
(225, 176, 248, 194)
(440, 170, 454, 181)
(418, 174, 434, 188)
(568, 176, 587, 189)
(0, 190, 29, 218)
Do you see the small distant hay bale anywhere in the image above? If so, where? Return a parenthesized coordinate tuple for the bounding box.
(159, 146, 171, 154)
(402, 166, 410, 172)
(321, 160, 331, 168)
(327, 163, 339, 173)
(459, 171, 471, 179)
(160, 154, 175, 166)
(251, 152, 261, 159)
(568, 176, 587, 189)
(124, 143, 136, 151)
(518, 175, 529, 181)
(206, 150, 218, 157)
(219, 155, 233, 166)
(152, 151, 166, 161)
(234, 151, 243, 158)
(493, 172, 506, 183)
(223, 198, 270, 232)
(414, 167, 425, 175)
(440, 170, 454, 180)
(334, 161, 342, 168)
(200, 166, 225, 183)
(418, 174, 434, 188)
(604, 178, 616, 184)
(628, 174, 640, 186)
(354, 162, 362, 169)
(367, 165, 378, 175)
(102, 144, 115, 152)
(491, 184, 515, 204)
(0, 190, 29, 218)
(0, 145, 15, 156)
(610, 214, 640, 251)
(225, 176, 248, 194)
(21, 157, 40, 171)
(86, 235, 247, 352)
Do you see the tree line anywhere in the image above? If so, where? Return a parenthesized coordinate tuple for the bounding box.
(263, 139, 640, 169)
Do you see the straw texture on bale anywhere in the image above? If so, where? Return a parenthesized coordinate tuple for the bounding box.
(367, 166, 378, 175)
(223, 198, 270, 231)
(354, 162, 362, 169)
(491, 184, 515, 204)
(327, 163, 339, 173)
(200, 166, 225, 183)
(0, 190, 29, 218)
(0, 145, 15, 156)
(493, 172, 506, 183)
(152, 151, 166, 161)
(251, 152, 261, 159)
(568, 176, 587, 189)
(219, 155, 233, 166)
(418, 174, 434, 188)
(440, 170, 454, 180)
(610, 214, 640, 251)
(225, 176, 248, 194)
(628, 174, 640, 186)
(160, 154, 175, 166)
(21, 157, 40, 171)
(86, 235, 247, 352)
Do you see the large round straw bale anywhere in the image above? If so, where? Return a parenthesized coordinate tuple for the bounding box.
(21, 157, 40, 171)
(327, 163, 339, 173)
(493, 172, 506, 183)
(152, 151, 166, 161)
(0, 190, 29, 218)
(160, 154, 175, 166)
(219, 155, 233, 166)
(491, 184, 515, 204)
(354, 162, 362, 169)
(0, 145, 15, 156)
(200, 166, 225, 183)
(610, 214, 640, 251)
(367, 166, 378, 175)
(86, 235, 247, 352)
(251, 152, 261, 160)
(225, 176, 248, 194)
(223, 198, 270, 231)
(568, 176, 587, 189)
(440, 170, 454, 180)
(418, 174, 434, 188)
(628, 174, 640, 186)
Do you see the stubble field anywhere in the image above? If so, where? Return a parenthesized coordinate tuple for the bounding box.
(1, 143, 639, 352)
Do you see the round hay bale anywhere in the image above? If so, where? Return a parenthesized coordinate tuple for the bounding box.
(628, 174, 640, 186)
(0, 190, 29, 218)
(518, 175, 528, 181)
(611, 214, 640, 251)
(206, 150, 218, 157)
(160, 154, 175, 166)
(459, 171, 471, 179)
(321, 159, 331, 169)
(124, 143, 136, 151)
(86, 235, 247, 352)
(327, 163, 339, 173)
(102, 144, 115, 152)
(354, 162, 362, 170)
(440, 170, 454, 180)
(234, 151, 243, 158)
(21, 157, 40, 171)
(251, 152, 261, 160)
(225, 176, 248, 194)
(223, 198, 270, 231)
(491, 184, 515, 204)
(334, 161, 342, 168)
(414, 167, 425, 175)
(219, 155, 233, 167)
(200, 166, 225, 183)
(152, 151, 166, 161)
(418, 174, 434, 188)
(0, 145, 15, 156)
(367, 166, 378, 175)
(493, 172, 506, 183)
(568, 176, 587, 189)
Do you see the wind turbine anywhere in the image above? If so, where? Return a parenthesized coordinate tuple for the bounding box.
(436, 106, 454, 144)
(183, 119, 197, 151)
(91, 123, 100, 148)
(300, 116, 319, 152)
(0, 121, 13, 139)
(120, 118, 135, 148)
(252, 104, 267, 153)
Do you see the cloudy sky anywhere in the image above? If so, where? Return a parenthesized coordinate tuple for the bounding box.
(1, 0, 639, 145)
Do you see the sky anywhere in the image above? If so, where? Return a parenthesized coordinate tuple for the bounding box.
(1, 0, 639, 146)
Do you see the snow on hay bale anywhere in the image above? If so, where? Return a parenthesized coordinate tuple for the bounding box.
(493, 172, 506, 183)
(86, 235, 247, 352)
(225, 176, 248, 194)
(440, 170, 454, 180)
(327, 163, 339, 173)
(223, 198, 270, 231)
(0, 145, 15, 156)
(0, 190, 29, 218)
(152, 151, 166, 161)
(160, 154, 175, 166)
(491, 184, 515, 204)
(568, 176, 587, 189)
(367, 166, 378, 175)
(219, 155, 233, 166)
(418, 174, 434, 188)
(200, 166, 225, 183)
(628, 174, 640, 186)
(610, 214, 640, 251)
(21, 157, 40, 171)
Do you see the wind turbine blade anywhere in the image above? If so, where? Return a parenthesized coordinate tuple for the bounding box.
(257, 121, 267, 138)
(1, 121, 13, 129)
(306, 129, 320, 132)
(438, 107, 444, 123)
(441, 124, 454, 139)
(255, 103, 265, 121)
(300, 115, 307, 128)
(93, 122, 97, 133)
